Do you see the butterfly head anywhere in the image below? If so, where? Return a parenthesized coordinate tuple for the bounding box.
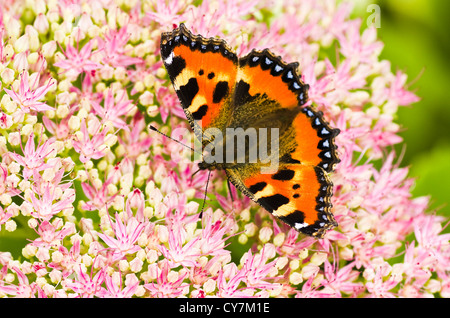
(198, 160, 224, 171)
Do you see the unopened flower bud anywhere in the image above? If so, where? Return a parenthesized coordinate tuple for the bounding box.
(14, 35, 29, 53)
(34, 13, 49, 33)
(42, 41, 57, 58)
(1, 68, 15, 86)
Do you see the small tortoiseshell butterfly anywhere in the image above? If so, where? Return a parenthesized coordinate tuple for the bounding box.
(159, 24, 340, 238)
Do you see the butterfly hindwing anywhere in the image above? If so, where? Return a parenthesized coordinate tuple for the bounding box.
(224, 105, 340, 238)
(226, 163, 337, 238)
(279, 106, 340, 173)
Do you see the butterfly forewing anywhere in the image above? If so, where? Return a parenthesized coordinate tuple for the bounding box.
(237, 49, 309, 108)
(161, 24, 238, 141)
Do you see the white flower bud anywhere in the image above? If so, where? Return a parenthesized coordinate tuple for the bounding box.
(1, 68, 15, 86)
(7, 18, 21, 39)
(14, 35, 29, 53)
(42, 40, 57, 58)
(34, 13, 49, 33)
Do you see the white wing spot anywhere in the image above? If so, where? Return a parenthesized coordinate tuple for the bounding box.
(164, 51, 174, 65)
(321, 127, 330, 135)
(294, 222, 309, 230)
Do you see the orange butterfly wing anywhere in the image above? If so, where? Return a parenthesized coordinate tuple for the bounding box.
(225, 107, 339, 238)
(237, 49, 308, 108)
(227, 163, 336, 238)
(160, 24, 238, 138)
(225, 48, 339, 237)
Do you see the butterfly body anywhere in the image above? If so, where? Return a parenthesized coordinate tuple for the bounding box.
(160, 24, 340, 238)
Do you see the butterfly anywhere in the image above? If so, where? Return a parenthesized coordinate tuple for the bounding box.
(159, 24, 340, 238)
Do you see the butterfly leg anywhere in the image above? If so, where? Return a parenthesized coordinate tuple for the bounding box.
(199, 170, 212, 219)
(227, 178, 235, 202)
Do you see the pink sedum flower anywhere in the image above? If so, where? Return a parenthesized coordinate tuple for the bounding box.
(98, 213, 144, 260)
(0, 206, 13, 230)
(32, 220, 76, 248)
(144, 260, 189, 298)
(54, 39, 101, 78)
(9, 132, 56, 181)
(91, 89, 134, 131)
(72, 118, 109, 163)
(96, 26, 143, 68)
(0, 164, 20, 197)
(118, 112, 152, 160)
(365, 265, 400, 298)
(159, 224, 202, 268)
(0, 267, 36, 297)
(98, 272, 140, 298)
(4, 71, 55, 113)
(65, 265, 106, 298)
(81, 175, 118, 211)
(216, 265, 249, 298)
(29, 182, 75, 220)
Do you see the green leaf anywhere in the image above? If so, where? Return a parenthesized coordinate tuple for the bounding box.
(0, 215, 38, 260)
(409, 142, 450, 218)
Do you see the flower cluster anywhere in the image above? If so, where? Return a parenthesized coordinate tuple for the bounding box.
(0, 0, 448, 298)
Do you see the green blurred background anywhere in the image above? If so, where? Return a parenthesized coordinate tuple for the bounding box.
(353, 0, 450, 220)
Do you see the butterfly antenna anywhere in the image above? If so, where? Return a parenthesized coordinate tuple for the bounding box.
(191, 167, 202, 178)
(149, 125, 200, 154)
(199, 170, 212, 219)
